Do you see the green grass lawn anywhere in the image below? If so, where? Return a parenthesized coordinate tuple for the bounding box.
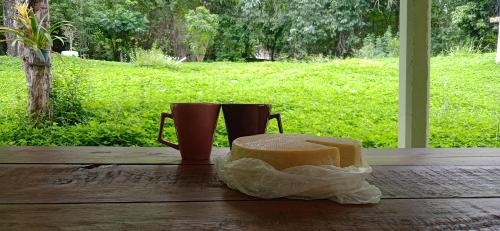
(0, 53, 498, 147)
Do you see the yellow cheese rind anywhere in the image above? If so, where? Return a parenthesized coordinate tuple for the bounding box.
(304, 138, 361, 167)
(231, 145, 340, 170)
(231, 134, 365, 170)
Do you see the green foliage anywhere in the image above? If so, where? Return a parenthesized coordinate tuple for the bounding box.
(50, 0, 148, 61)
(213, 15, 251, 61)
(0, 54, 498, 148)
(132, 46, 181, 68)
(0, 0, 5, 55)
(357, 34, 376, 58)
(0, 118, 151, 146)
(45, 0, 497, 60)
(450, 1, 497, 51)
(185, 6, 219, 61)
(98, 5, 148, 61)
(302, 54, 337, 63)
(431, 0, 497, 55)
(0, 3, 71, 59)
(285, 0, 373, 58)
(242, 0, 288, 60)
(356, 27, 398, 58)
(50, 56, 91, 125)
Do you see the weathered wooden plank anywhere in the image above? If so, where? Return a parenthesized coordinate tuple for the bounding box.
(0, 147, 498, 165)
(0, 164, 498, 203)
(368, 166, 500, 198)
(0, 199, 498, 230)
(0, 164, 253, 203)
(0, 146, 228, 165)
(1, 146, 498, 157)
(366, 156, 500, 166)
(364, 148, 500, 156)
(365, 148, 500, 166)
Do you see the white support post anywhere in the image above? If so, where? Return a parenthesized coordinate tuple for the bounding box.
(398, 0, 431, 148)
(491, 17, 500, 64)
(497, 23, 500, 64)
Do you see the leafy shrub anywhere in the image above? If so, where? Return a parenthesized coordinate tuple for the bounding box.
(50, 56, 92, 125)
(213, 15, 250, 61)
(185, 6, 219, 61)
(0, 118, 152, 146)
(356, 27, 399, 58)
(132, 46, 181, 68)
(356, 34, 376, 58)
(302, 54, 336, 63)
(450, 2, 497, 52)
(446, 39, 483, 56)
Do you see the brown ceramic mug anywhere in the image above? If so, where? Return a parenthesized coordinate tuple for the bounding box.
(157, 103, 221, 160)
(222, 104, 283, 148)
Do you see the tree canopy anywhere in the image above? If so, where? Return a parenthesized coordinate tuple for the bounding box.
(1, 0, 498, 61)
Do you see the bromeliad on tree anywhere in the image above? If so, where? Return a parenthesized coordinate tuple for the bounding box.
(0, 3, 69, 62)
(0, 2, 72, 124)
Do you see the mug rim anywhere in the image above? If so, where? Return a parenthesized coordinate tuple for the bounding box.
(171, 102, 220, 105)
(222, 103, 271, 106)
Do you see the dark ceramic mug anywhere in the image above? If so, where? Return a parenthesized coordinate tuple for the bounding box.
(222, 104, 283, 148)
(157, 103, 221, 160)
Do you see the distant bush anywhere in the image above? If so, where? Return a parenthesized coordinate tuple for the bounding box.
(301, 54, 336, 63)
(51, 56, 92, 125)
(185, 6, 219, 62)
(446, 39, 484, 56)
(213, 15, 250, 62)
(356, 27, 399, 58)
(132, 46, 181, 68)
(0, 118, 152, 146)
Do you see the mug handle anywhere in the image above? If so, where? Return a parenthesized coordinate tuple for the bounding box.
(157, 112, 180, 149)
(269, 113, 283, 133)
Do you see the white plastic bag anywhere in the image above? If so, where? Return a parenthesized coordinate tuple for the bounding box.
(215, 153, 381, 204)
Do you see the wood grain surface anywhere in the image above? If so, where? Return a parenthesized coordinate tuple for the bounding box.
(0, 199, 499, 230)
(0, 147, 499, 165)
(0, 164, 498, 203)
(368, 166, 500, 198)
(0, 146, 227, 165)
(0, 147, 498, 230)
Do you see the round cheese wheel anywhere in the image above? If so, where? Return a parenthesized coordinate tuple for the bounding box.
(231, 134, 362, 169)
(229, 134, 332, 170)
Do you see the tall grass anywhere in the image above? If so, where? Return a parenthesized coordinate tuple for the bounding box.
(0, 53, 498, 147)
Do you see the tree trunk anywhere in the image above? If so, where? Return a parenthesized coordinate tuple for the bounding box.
(3, 0, 22, 56)
(22, 0, 52, 124)
(22, 49, 52, 123)
(172, 17, 187, 58)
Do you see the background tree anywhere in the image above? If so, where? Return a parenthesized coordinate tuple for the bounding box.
(2, 0, 22, 56)
(204, 0, 253, 61)
(432, 0, 497, 54)
(0, 0, 4, 55)
(285, 0, 329, 58)
(62, 25, 75, 51)
(2, 0, 498, 60)
(280, 0, 372, 58)
(50, 0, 148, 61)
(50, 0, 89, 56)
(451, 1, 497, 51)
(211, 13, 252, 61)
(97, 5, 148, 61)
(0, 1, 62, 123)
(185, 6, 218, 61)
(25, 0, 53, 124)
(242, 0, 288, 60)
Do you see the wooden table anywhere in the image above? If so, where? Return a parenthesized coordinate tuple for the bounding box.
(0, 147, 498, 230)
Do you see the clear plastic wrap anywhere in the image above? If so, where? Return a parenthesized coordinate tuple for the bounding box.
(215, 153, 381, 204)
